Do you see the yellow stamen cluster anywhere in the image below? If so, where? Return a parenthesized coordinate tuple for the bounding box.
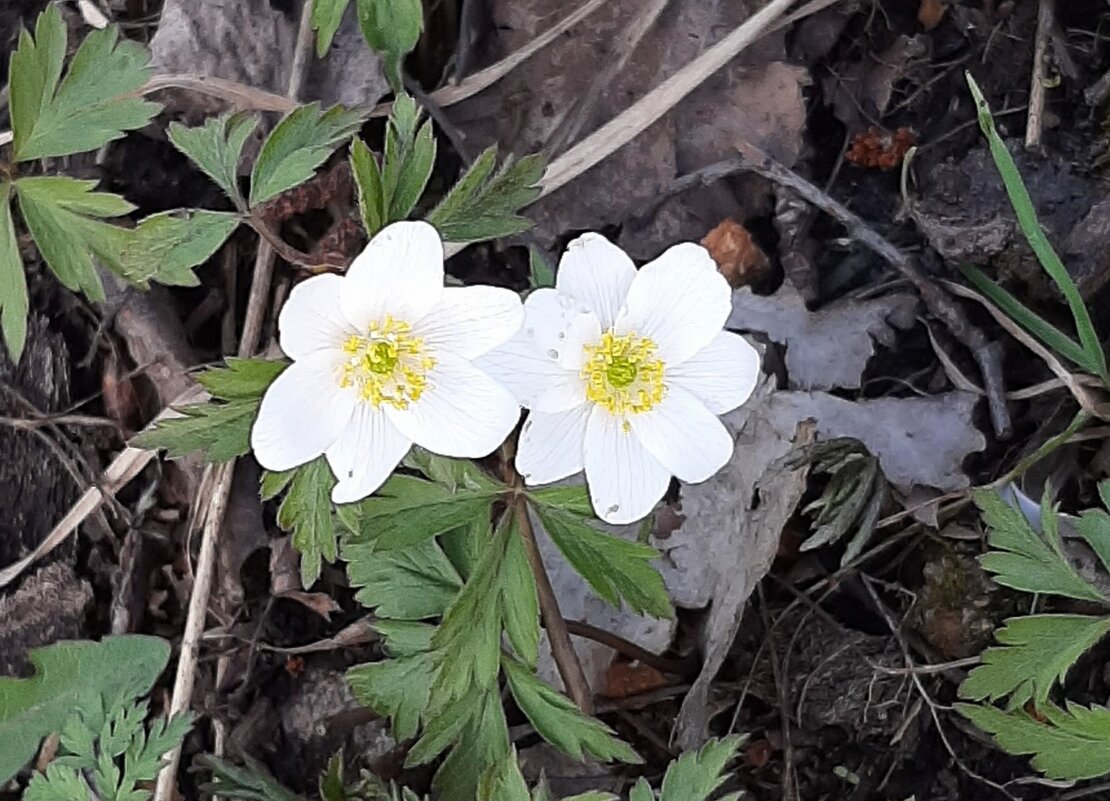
(338, 316, 435, 409)
(582, 330, 665, 421)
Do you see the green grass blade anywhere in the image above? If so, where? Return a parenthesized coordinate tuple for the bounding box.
(966, 72, 1108, 383)
(959, 263, 1097, 373)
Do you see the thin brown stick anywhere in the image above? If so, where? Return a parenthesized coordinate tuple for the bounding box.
(1026, 0, 1055, 149)
(758, 585, 797, 801)
(514, 497, 594, 714)
(735, 141, 1013, 438)
(563, 619, 698, 677)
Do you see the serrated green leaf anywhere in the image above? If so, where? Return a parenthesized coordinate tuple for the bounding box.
(373, 620, 436, 657)
(355, 0, 423, 90)
(196, 358, 288, 400)
(119, 210, 241, 287)
(658, 735, 745, 801)
(534, 505, 672, 618)
(959, 614, 1110, 709)
(383, 95, 435, 222)
(957, 701, 1110, 781)
(15, 176, 136, 300)
(25, 762, 91, 801)
(629, 780, 654, 801)
(319, 752, 345, 801)
(502, 657, 640, 764)
(477, 751, 530, 801)
(348, 651, 436, 741)
(345, 474, 497, 550)
(168, 113, 258, 208)
(427, 148, 545, 244)
(198, 755, 303, 801)
(966, 73, 1108, 384)
(260, 468, 296, 500)
(344, 536, 462, 619)
(0, 636, 170, 785)
(427, 687, 509, 801)
(0, 183, 28, 361)
(428, 515, 510, 707)
(277, 456, 338, 587)
(351, 137, 386, 236)
(1078, 506, 1110, 578)
(501, 518, 540, 667)
(312, 0, 351, 56)
(131, 399, 257, 462)
(250, 103, 366, 206)
(527, 485, 592, 517)
(974, 488, 1106, 603)
(529, 246, 555, 289)
(402, 447, 502, 493)
(10, 7, 159, 161)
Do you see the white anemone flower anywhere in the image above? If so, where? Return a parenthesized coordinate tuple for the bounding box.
(478, 233, 761, 524)
(251, 220, 524, 504)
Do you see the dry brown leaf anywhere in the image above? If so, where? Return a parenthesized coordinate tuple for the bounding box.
(917, 0, 949, 30)
(701, 218, 769, 287)
(602, 660, 668, 699)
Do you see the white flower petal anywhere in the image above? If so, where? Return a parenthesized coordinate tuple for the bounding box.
(628, 385, 733, 483)
(583, 407, 671, 524)
(414, 285, 523, 359)
(668, 331, 761, 414)
(251, 352, 355, 471)
(326, 406, 412, 504)
(385, 353, 520, 457)
(556, 233, 637, 329)
(616, 242, 730, 364)
(278, 273, 355, 359)
(474, 334, 586, 411)
(522, 287, 601, 371)
(516, 405, 590, 485)
(341, 220, 444, 329)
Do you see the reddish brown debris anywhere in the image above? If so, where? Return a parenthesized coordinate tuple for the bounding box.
(845, 127, 917, 170)
(701, 218, 770, 288)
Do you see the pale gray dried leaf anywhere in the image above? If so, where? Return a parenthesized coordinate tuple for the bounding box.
(821, 35, 926, 131)
(728, 284, 918, 390)
(662, 380, 813, 748)
(448, 0, 805, 245)
(766, 391, 985, 492)
(149, 0, 388, 118)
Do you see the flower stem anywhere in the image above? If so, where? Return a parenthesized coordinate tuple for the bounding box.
(512, 497, 594, 713)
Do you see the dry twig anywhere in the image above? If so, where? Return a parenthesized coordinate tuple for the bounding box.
(1026, 0, 1056, 149)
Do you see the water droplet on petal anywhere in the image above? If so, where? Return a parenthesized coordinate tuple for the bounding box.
(607, 504, 620, 514)
(546, 349, 559, 359)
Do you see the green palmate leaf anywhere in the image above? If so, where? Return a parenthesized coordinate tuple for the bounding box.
(24, 763, 89, 801)
(250, 103, 367, 206)
(344, 536, 463, 619)
(426, 148, 545, 244)
(260, 468, 295, 500)
(15, 176, 135, 301)
(654, 736, 745, 801)
(428, 516, 511, 707)
(966, 73, 1109, 384)
(0, 183, 28, 361)
(374, 620, 436, 656)
(501, 518, 540, 666)
(168, 113, 258, 207)
(974, 488, 1106, 603)
(0, 636, 170, 785)
(131, 400, 258, 462)
(534, 505, 672, 618)
(959, 614, 1110, 709)
(120, 210, 241, 287)
(344, 474, 498, 550)
(312, 0, 351, 56)
(351, 137, 386, 236)
(348, 651, 437, 741)
(957, 701, 1110, 781)
(195, 358, 288, 399)
(355, 0, 424, 90)
(502, 657, 640, 764)
(959, 263, 1094, 373)
(402, 447, 503, 493)
(10, 6, 159, 162)
(276, 456, 338, 587)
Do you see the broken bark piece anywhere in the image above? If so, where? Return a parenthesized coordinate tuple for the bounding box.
(0, 562, 92, 675)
